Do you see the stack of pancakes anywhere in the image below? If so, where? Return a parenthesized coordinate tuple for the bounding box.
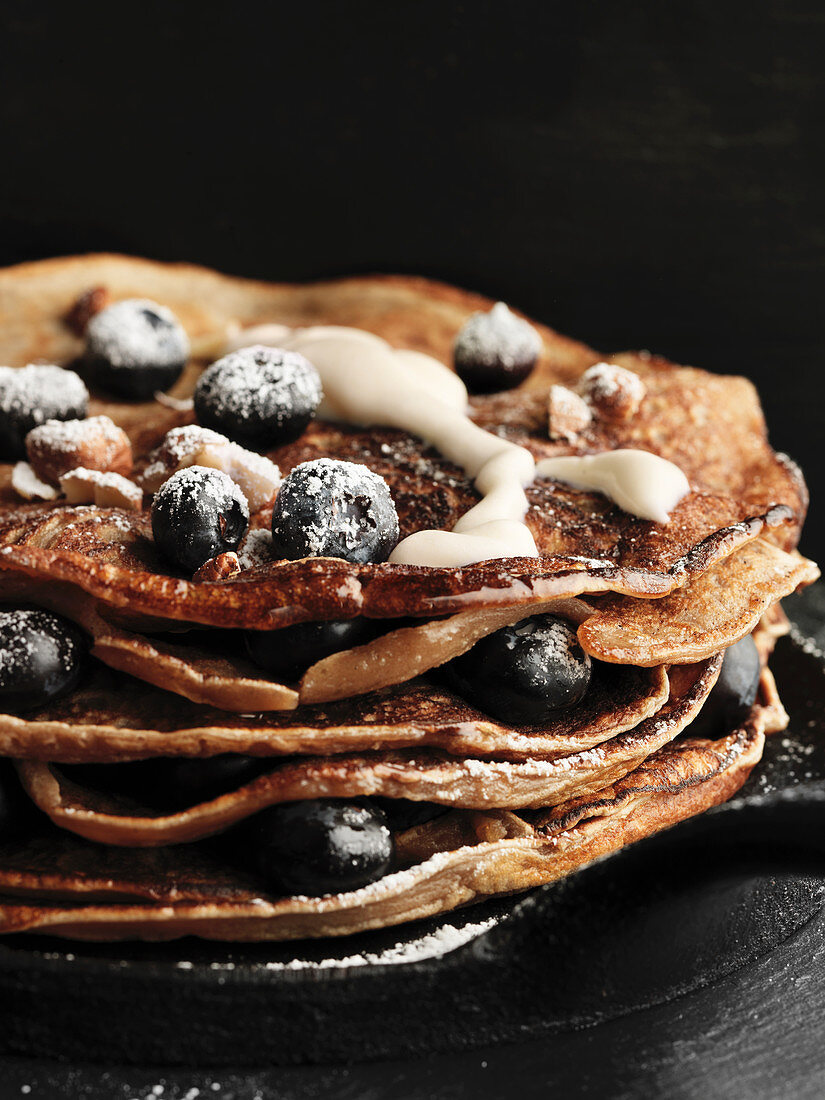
(0, 255, 817, 942)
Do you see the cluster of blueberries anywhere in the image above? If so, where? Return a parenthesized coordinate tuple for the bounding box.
(153, 340, 400, 574)
(0, 299, 763, 896)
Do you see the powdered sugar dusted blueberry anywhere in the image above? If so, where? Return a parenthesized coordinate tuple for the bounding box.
(151, 465, 250, 573)
(0, 608, 86, 713)
(270, 458, 399, 564)
(85, 298, 190, 399)
(442, 613, 591, 724)
(0, 365, 89, 459)
(194, 345, 322, 448)
(244, 800, 393, 897)
(453, 302, 542, 393)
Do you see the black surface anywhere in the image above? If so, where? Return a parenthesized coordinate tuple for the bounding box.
(0, 591, 824, 1097)
(0, 0, 823, 555)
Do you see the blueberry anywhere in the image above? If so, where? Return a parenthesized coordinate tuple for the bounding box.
(245, 618, 378, 681)
(690, 635, 761, 739)
(453, 301, 542, 393)
(151, 466, 249, 573)
(194, 345, 322, 448)
(67, 755, 268, 811)
(0, 365, 89, 460)
(0, 608, 86, 713)
(442, 613, 592, 725)
(371, 797, 449, 832)
(246, 799, 393, 897)
(270, 458, 399, 564)
(85, 298, 190, 399)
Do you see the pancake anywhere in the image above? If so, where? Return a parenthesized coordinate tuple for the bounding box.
(0, 527, 814, 713)
(0, 717, 767, 941)
(12, 658, 718, 846)
(0, 658, 669, 764)
(0, 257, 806, 637)
(0, 254, 815, 941)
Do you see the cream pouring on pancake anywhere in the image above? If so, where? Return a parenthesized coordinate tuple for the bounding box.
(227, 325, 689, 565)
(536, 451, 690, 525)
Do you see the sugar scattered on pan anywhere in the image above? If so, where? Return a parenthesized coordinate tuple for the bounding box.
(171, 915, 499, 972)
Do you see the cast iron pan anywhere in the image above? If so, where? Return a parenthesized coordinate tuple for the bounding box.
(0, 590, 824, 1098)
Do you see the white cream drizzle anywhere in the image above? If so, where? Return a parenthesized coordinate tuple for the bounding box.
(536, 450, 690, 524)
(227, 324, 690, 565)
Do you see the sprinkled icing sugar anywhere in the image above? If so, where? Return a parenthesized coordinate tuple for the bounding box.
(547, 384, 592, 441)
(0, 609, 82, 684)
(165, 425, 227, 459)
(237, 528, 275, 570)
(61, 467, 137, 491)
(141, 426, 227, 486)
(86, 299, 190, 368)
(579, 362, 646, 414)
(195, 345, 322, 430)
(141, 425, 280, 512)
(155, 465, 249, 519)
(0, 364, 88, 424)
(507, 614, 591, 672)
(454, 302, 541, 368)
(272, 457, 398, 558)
(26, 415, 124, 453)
(248, 916, 498, 970)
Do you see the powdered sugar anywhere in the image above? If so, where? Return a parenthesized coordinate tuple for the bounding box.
(194, 345, 322, 435)
(255, 916, 498, 970)
(0, 608, 83, 684)
(271, 457, 399, 562)
(459, 745, 605, 780)
(60, 467, 139, 492)
(59, 468, 143, 511)
(0, 364, 88, 425)
(141, 426, 228, 488)
(26, 415, 124, 454)
(86, 299, 189, 369)
(579, 362, 646, 420)
(163, 425, 227, 462)
(154, 465, 248, 518)
(454, 302, 541, 368)
(237, 528, 275, 570)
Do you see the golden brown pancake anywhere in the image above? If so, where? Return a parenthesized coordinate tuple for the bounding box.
(0, 717, 768, 941)
(0, 254, 814, 941)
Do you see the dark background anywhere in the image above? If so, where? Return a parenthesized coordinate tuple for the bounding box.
(0, 0, 822, 558)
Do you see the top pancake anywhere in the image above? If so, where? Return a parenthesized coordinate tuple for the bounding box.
(0, 254, 807, 630)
